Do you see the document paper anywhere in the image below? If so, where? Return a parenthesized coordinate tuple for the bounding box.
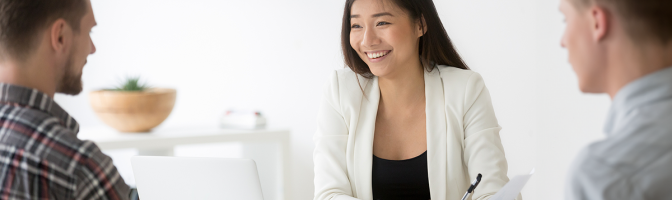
(489, 168, 535, 200)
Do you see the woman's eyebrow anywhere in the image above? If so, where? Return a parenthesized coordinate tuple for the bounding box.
(350, 12, 394, 19)
(372, 12, 393, 18)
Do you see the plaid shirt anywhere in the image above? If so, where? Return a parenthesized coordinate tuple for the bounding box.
(0, 83, 130, 200)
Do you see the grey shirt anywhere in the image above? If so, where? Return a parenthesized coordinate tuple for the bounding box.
(566, 66, 672, 200)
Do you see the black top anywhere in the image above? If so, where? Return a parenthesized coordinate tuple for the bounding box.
(372, 151, 431, 200)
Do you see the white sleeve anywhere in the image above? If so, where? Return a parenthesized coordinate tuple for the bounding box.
(461, 73, 521, 200)
(313, 71, 360, 200)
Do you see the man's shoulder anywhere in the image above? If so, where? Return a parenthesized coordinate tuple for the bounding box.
(582, 135, 668, 174)
(567, 147, 643, 199)
(589, 107, 672, 170)
(0, 104, 93, 170)
(568, 132, 672, 199)
(1, 103, 57, 127)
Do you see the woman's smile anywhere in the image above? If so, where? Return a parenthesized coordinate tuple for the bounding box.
(364, 50, 392, 63)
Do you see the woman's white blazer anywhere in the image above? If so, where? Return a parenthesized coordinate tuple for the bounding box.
(313, 66, 513, 200)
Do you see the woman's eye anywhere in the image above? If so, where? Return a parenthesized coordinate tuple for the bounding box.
(351, 24, 362, 29)
(376, 21, 390, 26)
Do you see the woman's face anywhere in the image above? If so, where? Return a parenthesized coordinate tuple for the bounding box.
(349, 0, 424, 78)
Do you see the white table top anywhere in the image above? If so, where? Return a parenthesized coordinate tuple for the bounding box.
(77, 126, 291, 150)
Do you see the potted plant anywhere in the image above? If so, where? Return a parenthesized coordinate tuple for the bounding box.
(89, 77, 176, 132)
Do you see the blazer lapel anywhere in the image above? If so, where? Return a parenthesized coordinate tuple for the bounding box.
(354, 76, 379, 200)
(354, 69, 448, 200)
(425, 68, 448, 200)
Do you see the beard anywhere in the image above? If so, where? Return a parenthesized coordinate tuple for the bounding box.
(56, 56, 84, 95)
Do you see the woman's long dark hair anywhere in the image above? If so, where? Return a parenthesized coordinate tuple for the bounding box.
(341, 0, 469, 79)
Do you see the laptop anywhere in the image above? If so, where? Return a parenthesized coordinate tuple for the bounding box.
(131, 156, 264, 200)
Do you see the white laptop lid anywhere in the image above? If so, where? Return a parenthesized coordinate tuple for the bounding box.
(131, 156, 264, 200)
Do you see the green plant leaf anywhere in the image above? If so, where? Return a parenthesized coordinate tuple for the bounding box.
(107, 76, 149, 91)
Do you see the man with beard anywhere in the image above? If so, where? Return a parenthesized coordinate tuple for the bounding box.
(0, 0, 130, 199)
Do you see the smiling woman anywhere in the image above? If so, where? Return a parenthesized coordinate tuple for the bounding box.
(313, 0, 519, 200)
(341, 0, 468, 79)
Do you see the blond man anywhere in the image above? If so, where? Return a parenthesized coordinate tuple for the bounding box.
(560, 0, 672, 199)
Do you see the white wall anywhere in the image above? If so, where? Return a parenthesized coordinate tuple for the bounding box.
(53, 0, 611, 199)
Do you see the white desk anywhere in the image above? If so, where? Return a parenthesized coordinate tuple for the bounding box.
(78, 126, 290, 200)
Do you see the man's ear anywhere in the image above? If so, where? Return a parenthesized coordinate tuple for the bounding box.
(50, 19, 71, 54)
(590, 6, 609, 42)
(417, 15, 427, 37)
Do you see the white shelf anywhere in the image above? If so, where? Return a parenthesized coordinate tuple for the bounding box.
(78, 126, 289, 151)
(78, 126, 290, 200)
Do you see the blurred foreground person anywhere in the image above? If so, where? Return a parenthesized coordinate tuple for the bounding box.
(560, 0, 672, 199)
(0, 0, 130, 199)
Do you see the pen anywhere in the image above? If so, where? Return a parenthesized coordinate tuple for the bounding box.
(461, 173, 482, 200)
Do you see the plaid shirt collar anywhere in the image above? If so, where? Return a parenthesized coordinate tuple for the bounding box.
(0, 83, 80, 134)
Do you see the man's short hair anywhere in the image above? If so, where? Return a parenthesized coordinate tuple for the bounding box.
(572, 0, 672, 44)
(0, 0, 87, 61)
